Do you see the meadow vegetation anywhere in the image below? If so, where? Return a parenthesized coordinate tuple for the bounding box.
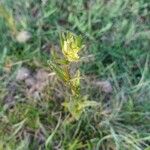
(0, 0, 150, 149)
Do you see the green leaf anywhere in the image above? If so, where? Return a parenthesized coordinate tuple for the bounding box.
(144, 147, 150, 150)
(48, 60, 70, 82)
(78, 100, 99, 109)
(63, 99, 99, 120)
(45, 116, 61, 149)
(0, 4, 17, 35)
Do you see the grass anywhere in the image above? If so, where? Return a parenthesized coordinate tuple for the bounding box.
(0, 0, 150, 149)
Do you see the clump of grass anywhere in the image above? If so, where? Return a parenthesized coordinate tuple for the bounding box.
(7, 103, 39, 129)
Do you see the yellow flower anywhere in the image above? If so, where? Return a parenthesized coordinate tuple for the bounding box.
(61, 32, 83, 62)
